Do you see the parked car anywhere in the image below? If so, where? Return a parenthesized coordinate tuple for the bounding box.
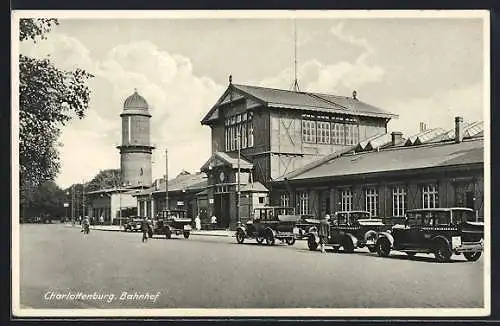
(235, 206, 301, 245)
(307, 210, 386, 253)
(123, 217, 143, 232)
(153, 209, 192, 239)
(295, 214, 321, 240)
(375, 208, 484, 262)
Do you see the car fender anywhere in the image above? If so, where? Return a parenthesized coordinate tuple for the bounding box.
(377, 231, 394, 247)
(236, 226, 247, 237)
(264, 227, 276, 237)
(432, 235, 451, 249)
(308, 226, 318, 234)
(307, 231, 319, 244)
(164, 225, 172, 233)
(344, 233, 358, 246)
(363, 229, 378, 243)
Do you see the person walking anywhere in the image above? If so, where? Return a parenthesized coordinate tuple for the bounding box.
(318, 214, 331, 253)
(195, 215, 201, 231)
(210, 215, 217, 230)
(141, 218, 149, 242)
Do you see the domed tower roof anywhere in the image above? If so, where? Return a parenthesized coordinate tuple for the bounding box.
(123, 89, 149, 110)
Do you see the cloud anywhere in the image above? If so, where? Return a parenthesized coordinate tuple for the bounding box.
(258, 22, 384, 95)
(20, 34, 224, 188)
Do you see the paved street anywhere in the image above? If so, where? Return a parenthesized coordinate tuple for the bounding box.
(19, 224, 484, 309)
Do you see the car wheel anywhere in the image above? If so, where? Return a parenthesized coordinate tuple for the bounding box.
(463, 251, 482, 262)
(236, 230, 245, 244)
(376, 238, 391, 257)
(368, 246, 377, 253)
(307, 235, 318, 251)
(343, 238, 354, 253)
(183, 232, 190, 239)
(148, 230, 153, 238)
(165, 228, 172, 239)
(332, 246, 341, 252)
(286, 237, 296, 246)
(434, 240, 452, 263)
(256, 235, 264, 244)
(265, 232, 275, 246)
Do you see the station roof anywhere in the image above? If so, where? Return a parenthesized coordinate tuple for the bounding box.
(201, 83, 398, 124)
(281, 137, 483, 182)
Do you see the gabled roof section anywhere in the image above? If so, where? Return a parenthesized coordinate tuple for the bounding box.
(201, 83, 398, 125)
(404, 128, 446, 146)
(287, 137, 483, 181)
(200, 152, 253, 172)
(356, 133, 392, 152)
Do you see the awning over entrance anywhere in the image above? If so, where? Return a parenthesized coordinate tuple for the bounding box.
(200, 151, 253, 172)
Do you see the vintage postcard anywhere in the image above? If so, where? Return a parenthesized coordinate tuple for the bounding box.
(11, 10, 490, 318)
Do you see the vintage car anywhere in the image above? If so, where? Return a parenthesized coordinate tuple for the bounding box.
(295, 214, 321, 240)
(307, 210, 386, 253)
(375, 208, 484, 262)
(123, 217, 144, 232)
(153, 209, 192, 239)
(235, 206, 301, 245)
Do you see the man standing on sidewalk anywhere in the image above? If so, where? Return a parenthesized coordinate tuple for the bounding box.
(318, 214, 331, 253)
(141, 218, 149, 242)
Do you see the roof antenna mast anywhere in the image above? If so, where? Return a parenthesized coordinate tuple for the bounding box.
(292, 18, 300, 92)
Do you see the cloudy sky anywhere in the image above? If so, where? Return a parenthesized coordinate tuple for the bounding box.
(17, 12, 487, 189)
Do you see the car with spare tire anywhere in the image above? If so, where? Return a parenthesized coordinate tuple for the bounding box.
(235, 206, 301, 246)
(375, 208, 484, 262)
(153, 209, 192, 239)
(307, 210, 386, 253)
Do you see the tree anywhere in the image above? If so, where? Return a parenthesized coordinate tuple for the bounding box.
(85, 169, 121, 192)
(19, 18, 94, 193)
(20, 180, 66, 220)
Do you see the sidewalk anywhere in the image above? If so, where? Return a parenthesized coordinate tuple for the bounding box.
(64, 224, 234, 237)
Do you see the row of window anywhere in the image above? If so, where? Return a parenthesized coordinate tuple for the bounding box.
(279, 184, 440, 217)
(302, 120, 359, 145)
(225, 112, 254, 151)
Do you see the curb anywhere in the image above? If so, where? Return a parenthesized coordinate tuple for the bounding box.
(65, 225, 234, 237)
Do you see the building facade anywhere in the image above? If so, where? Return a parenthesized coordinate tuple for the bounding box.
(271, 118, 484, 223)
(199, 78, 398, 228)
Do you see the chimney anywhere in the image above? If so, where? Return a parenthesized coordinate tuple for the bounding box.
(391, 131, 403, 146)
(419, 122, 427, 132)
(455, 116, 464, 143)
(352, 90, 358, 100)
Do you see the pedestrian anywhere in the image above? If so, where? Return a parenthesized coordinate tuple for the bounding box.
(99, 215, 104, 225)
(195, 215, 201, 231)
(81, 217, 90, 234)
(318, 214, 331, 253)
(210, 215, 217, 230)
(141, 218, 149, 242)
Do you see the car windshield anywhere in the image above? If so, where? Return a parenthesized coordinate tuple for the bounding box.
(451, 210, 476, 224)
(406, 211, 451, 226)
(349, 212, 370, 222)
(336, 213, 349, 225)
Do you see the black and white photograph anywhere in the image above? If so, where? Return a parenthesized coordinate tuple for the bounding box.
(12, 10, 490, 317)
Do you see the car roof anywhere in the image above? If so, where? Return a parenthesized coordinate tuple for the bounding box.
(406, 207, 474, 213)
(254, 206, 293, 210)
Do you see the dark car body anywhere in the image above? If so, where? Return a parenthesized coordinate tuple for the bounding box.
(123, 217, 144, 232)
(295, 215, 321, 240)
(375, 208, 484, 262)
(235, 206, 301, 246)
(307, 211, 386, 253)
(153, 209, 192, 239)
